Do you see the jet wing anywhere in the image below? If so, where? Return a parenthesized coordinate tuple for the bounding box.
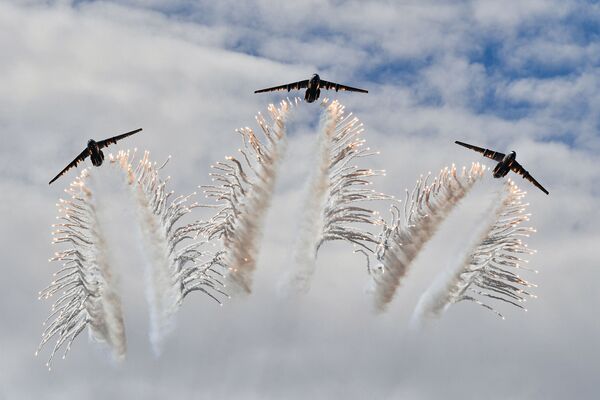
(455, 141, 505, 162)
(510, 161, 549, 195)
(254, 80, 309, 93)
(97, 128, 142, 149)
(319, 80, 368, 93)
(49, 148, 91, 185)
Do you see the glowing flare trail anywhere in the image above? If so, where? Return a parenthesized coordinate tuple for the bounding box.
(37, 170, 126, 369)
(200, 99, 296, 293)
(288, 99, 388, 292)
(111, 150, 227, 352)
(413, 180, 537, 321)
(371, 163, 486, 311)
(38, 150, 228, 367)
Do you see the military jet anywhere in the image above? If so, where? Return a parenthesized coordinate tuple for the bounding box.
(49, 128, 142, 185)
(254, 74, 368, 103)
(455, 140, 549, 195)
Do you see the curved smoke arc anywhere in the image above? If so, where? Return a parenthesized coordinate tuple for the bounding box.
(37, 170, 126, 369)
(412, 180, 537, 322)
(38, 150, 227, 367)
(371, 163, 486, 312)
(286, 99, 389, 293)
(112, 150, 227, 353)
(200, 99, 297, 294)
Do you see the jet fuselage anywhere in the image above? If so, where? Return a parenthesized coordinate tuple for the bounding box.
(87, 139, 105, 167)
(493, 151, 516, 178)
(304, 74, 321, 103)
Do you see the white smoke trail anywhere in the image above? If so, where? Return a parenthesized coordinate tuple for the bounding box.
(38, 149, 228, 367)
(201, 99, 296, 293)
(37, 170, 126, 369)
(413, 180, 537, 322)
(371, 163, 486, 312)
(287, 99, 388, 292)
(111, 150, 227, 352)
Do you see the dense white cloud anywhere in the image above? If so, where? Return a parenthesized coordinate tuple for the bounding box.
(0, 1, 599, 399)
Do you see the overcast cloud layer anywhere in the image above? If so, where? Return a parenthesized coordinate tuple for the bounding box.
(1, 1, 599, 399)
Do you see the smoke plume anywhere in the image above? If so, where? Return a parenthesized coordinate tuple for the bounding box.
(37, 170, 126, 369)
(112, 150, 227, 352)
(287, 99, 388, 292)
(371, 163, 486, 311)
(413, 180, 537, 322)
(38, 150, 228, 367)
(200, 99, 296, 294)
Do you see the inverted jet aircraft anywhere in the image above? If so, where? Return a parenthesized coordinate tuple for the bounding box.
(455, 140, 549, 195)
(49, 128, 142, 185)
(254, 74, 368, 103)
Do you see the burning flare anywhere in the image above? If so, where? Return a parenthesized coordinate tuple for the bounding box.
(287, 99, 388, 292)
(38, 150, 228, 367)
(111, 150, 227, 352)
(200, 99, 296, 293)
(372, 163, 486, 311)
(37, 170, 126, 369)
(413, 180, 537, 321)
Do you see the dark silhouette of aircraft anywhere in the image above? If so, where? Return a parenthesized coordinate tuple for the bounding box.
(455, 140, 549, 195)
(49, 128, 142, 185)
(254, 74, 368, 103)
